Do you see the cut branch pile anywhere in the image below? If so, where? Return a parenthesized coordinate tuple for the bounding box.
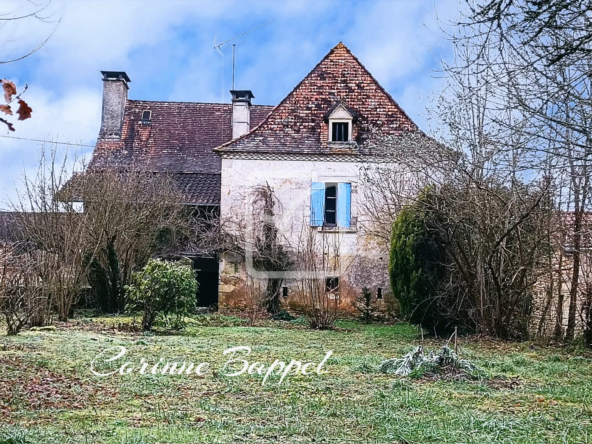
(379, 345, 482, 377)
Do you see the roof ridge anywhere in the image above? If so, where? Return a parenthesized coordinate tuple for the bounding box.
(128, 99, 275, 107)
(336, 43, 419, 131)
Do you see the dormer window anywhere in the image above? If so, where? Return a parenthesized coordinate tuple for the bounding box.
(326, 103, 354, 143)
(332, 122, 349, 142)
(141, 110, 151, 124)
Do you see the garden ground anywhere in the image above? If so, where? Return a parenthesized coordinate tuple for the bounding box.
(0, 315, 591, 443)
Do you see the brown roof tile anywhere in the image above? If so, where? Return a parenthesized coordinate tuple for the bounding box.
(90, 101, 273, 173)
(63, 171, 221, 206)
(173, 173, 220, 205)
(215, 42, 419, 155)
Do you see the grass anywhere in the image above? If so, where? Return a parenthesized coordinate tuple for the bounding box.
(0, 315, 591, 443)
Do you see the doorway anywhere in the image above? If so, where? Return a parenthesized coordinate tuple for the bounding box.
(193, 256, 219, 308)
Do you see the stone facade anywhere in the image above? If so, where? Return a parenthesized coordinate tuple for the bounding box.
(215, 42, 426, 313)
(86, 42, 430, 311)
(217, 156, 392, 311)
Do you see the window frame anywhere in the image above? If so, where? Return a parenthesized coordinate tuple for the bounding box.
(140, 110, 152, 124)
(325, 277, 339, 294)
(323, 183, 338, 227)
(311, 181, 354, 230)
(329, 118, 352, 142)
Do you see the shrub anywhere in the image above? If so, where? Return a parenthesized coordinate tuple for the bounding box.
(126, 259, 198, 331)
(353, 287, 377, 324)
(389, 189, 448, 332)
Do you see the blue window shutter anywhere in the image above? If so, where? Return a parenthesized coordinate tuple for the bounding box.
(337, 183, 351, 228)
(311, 182, 325, 226)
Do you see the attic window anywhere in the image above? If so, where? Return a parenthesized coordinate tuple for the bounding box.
(332, 122, 349, 142)
(141, 110, 151, 123)
(327, 103, 353, 143)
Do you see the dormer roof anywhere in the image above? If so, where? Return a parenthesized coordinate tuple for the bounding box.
(324, 102, 358, 122)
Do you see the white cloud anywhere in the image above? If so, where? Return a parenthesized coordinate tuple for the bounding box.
(0, 86, 98, 209)
(0, 0, 456, 208)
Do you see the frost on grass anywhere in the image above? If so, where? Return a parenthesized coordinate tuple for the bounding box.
(379, 345, 482, 377)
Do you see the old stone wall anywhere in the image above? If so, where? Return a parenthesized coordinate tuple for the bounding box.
(531, 250, 592, 337)
(218, 156, 393, 314)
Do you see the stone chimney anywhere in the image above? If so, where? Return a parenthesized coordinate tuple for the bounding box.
(99, 71, 130, 139)
(230, 90, 254, 139)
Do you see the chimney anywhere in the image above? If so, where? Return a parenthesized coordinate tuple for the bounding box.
(99, 71, 131, 139)
(230, 90, 254, 139)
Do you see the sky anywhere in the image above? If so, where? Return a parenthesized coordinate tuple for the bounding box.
(0, 0, 458, 209)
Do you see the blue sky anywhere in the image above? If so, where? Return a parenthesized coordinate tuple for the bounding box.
(0, 0, 457, 208)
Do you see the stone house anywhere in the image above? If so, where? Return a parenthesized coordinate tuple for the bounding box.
(89, 42, 425, 310)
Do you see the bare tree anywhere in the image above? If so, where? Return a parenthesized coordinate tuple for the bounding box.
(243, 276, 265, 326)
(293, 226, 352, 330)
(466, 0, 592, 67)
(11, 147, 93, 322)
(75, 168, 187, 313)
(0, 0, 60, 131)
(190, 184, 293, 316)
(0, 242, 41, 334)
(250, 184, 293, 315)
(9, 145, 187, 321)
(359, 132, 457, 244)
(358, 28, 554, 338)
(0, 0, 60, 65)
(449, 0, 592, 341)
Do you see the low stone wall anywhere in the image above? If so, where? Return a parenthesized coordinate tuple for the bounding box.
(218, 253, 396, 317)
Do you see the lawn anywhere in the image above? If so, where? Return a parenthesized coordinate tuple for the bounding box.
(1, 315, 591, 443)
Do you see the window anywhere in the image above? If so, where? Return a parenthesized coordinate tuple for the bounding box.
(282, 286, 288, 298)
(324, 184, 337, 226)
(141, 110, 151, 123)
(332, 122, 349, 142)
(311, 182, 352, 228)
(377, 288, 383, 300)
(326, 277, 339, 293)
(326, 103, 354, 143)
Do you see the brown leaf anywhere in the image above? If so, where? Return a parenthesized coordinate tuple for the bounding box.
(16, 100, 32, 121)
(0, 117, 15, 131)
(1, 80, 17, 103)
(0, 105, 11, 115)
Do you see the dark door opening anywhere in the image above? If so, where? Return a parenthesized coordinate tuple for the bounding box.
(193, 256, 219, 308)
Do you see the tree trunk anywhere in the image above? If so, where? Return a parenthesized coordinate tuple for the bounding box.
(265, 278, 283, 315)
(566, 209, 583, 341)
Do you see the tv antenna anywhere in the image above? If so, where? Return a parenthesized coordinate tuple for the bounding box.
(214, 20, 271, 90)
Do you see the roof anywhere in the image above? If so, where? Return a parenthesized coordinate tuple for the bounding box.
(64, 171, 221, 206)
(215, 42, 418, 155)
(173, 173, 220, 205)
(90, 101, 273, 173)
